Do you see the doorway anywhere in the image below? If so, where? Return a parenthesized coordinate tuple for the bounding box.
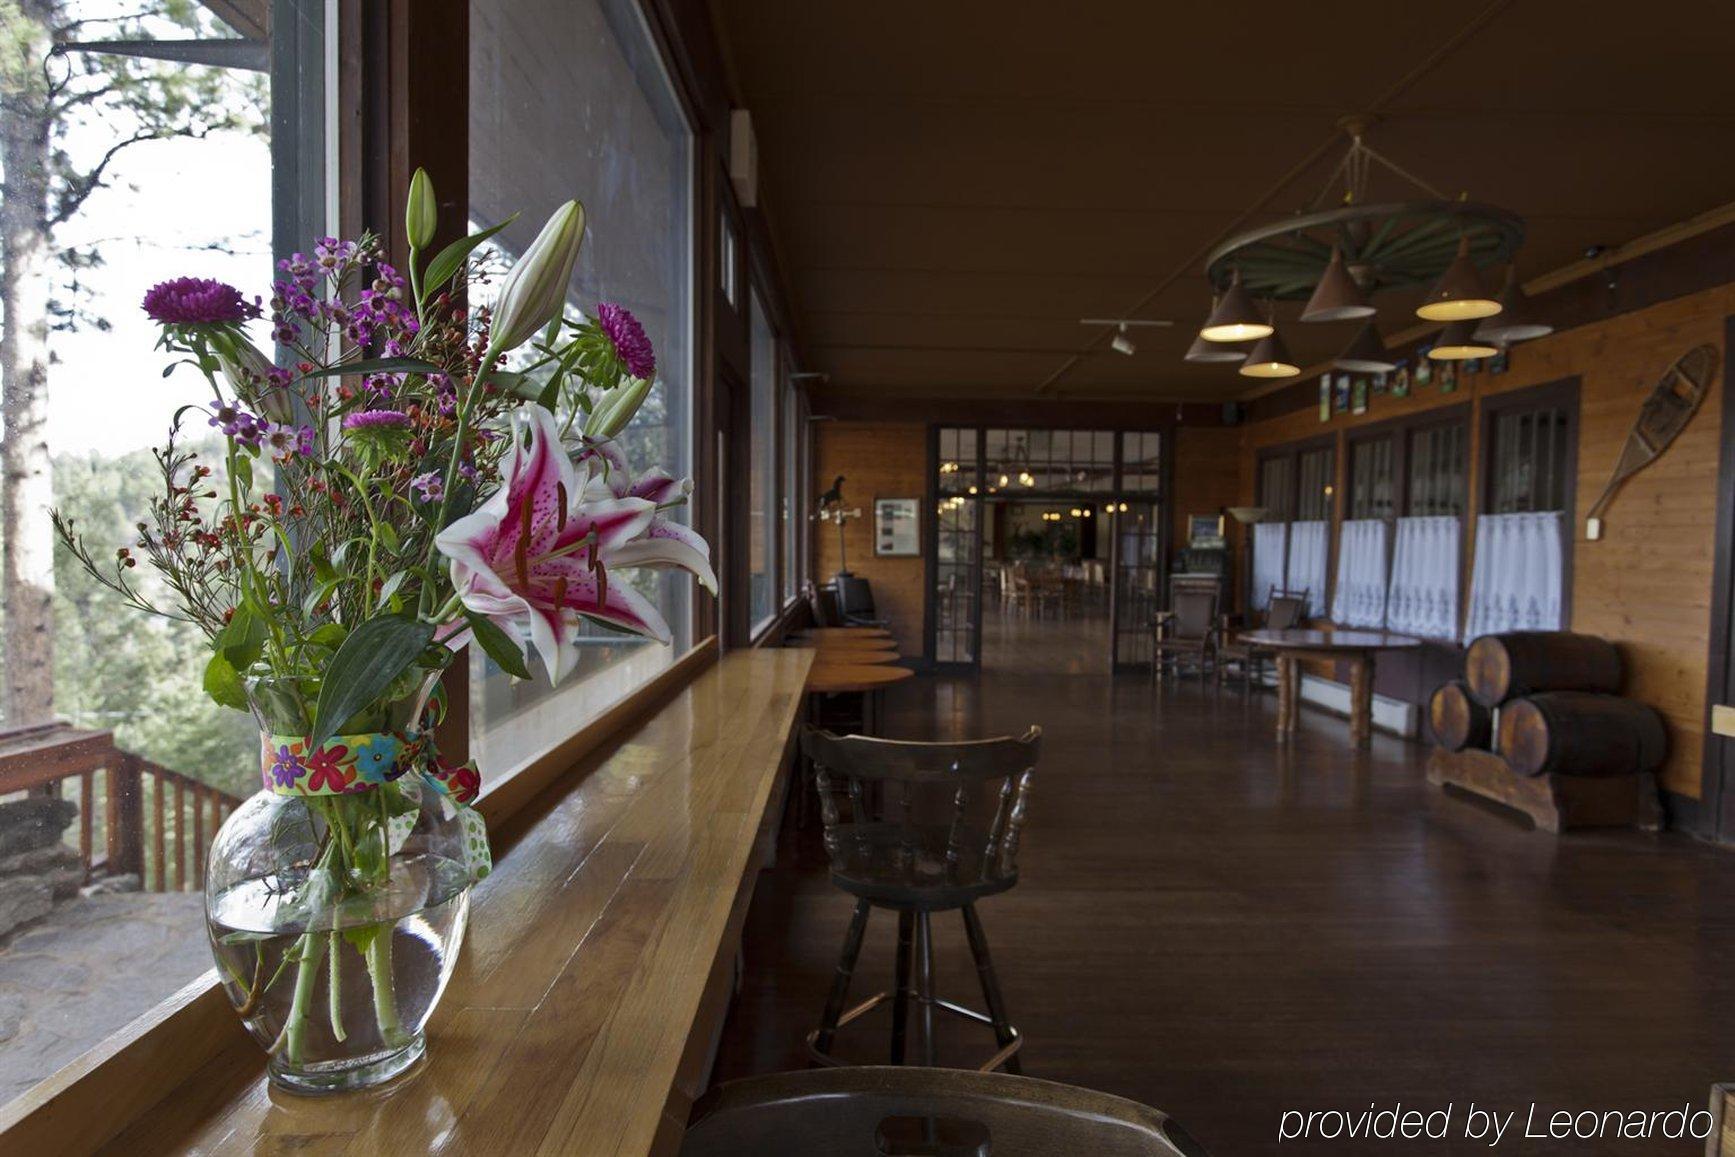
(928, 427, 1166, 674)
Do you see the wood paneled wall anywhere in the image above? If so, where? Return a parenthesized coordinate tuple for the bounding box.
(1237, 284, 1735, 800)
(812, 422, 928, 656)
(1171, 424, 1244, 578)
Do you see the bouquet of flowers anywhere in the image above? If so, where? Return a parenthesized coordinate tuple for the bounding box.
(55, 170, 714, 1091)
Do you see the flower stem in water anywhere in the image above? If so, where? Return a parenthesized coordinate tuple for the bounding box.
(366, 930, 404, 1046)
(327, 932, 347, 1042)
(285, 931, 323, 1065)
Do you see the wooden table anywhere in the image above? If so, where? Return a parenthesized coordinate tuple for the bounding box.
(789, 628, 891, 642)
(1239, 628, 1422, 746)
(85, 649, 814, 1157)
(786, 637, 897, 652)
(801, 648, 897, 665)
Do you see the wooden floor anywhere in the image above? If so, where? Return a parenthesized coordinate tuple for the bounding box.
(714, 619, 1735, 1154)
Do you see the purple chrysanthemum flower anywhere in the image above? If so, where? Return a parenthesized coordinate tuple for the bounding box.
(410, 470, 445, 503)
(340, 408, 412, 432)
(596, 302, 655, 379)
(142, 278, 259, 326)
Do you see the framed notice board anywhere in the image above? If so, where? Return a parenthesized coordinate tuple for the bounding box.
(875, 497, 920, 557)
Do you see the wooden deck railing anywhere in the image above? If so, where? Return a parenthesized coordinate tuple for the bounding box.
(0, 723, 245, 892)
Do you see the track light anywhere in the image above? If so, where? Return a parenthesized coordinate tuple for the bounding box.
(1417, 237, 1502, 322)
(1238, 328, 1301, 378)
(1300, 247, 1374, 322)
(1111, 325, 1136, 356)
(1473, 267, 1554, 344)
(1334, 320, 1397, 374)
(1200, 270, 1274, 343)
(1427, 319, 1500, 361)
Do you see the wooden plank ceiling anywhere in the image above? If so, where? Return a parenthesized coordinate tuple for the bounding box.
(710, 0, 1735, 406)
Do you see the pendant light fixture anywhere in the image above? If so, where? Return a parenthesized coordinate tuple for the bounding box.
(1427, 319, 1500, 360)
(1416, 237, 1502, 322)
(1184, 331, 1250, 363)
(1200, 270, 1274, 343)
(1334, 320, 1397, 373)
(1238, 327, 1300, 378)
(1300, 247, 1374, 322)
(1473, 267, 1554, 345)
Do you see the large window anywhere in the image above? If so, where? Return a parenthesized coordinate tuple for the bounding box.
(0, 1, 322, 1111)
(1405, 422, 1468, 516)
(1253, 441, 1334, 614)
(781, 366, 801, 604)
(1486, 401, 1573, 514)
(468, 0, 693, 773)
(748, 288, 777, 628)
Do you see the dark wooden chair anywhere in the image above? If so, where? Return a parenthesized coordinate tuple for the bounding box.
(835, 574, 892, 629)
(800, 726, 1041, 1074)
(680, 1066, 1210, 1156)
(1151, 587, 1218, 678)
(807, 580, 845, 628)
(1217, 587, 1309, 689)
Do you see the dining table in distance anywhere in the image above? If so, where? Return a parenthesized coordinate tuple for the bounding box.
(1237, 628, 1422, 747)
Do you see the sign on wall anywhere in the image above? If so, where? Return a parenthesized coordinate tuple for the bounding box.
(875, 497, 921, 557)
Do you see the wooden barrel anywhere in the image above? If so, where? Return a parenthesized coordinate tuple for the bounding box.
(1429, 680, 1492, 752)
(1496, 692, 1667, 777)
(1464, 632, 1623, 708)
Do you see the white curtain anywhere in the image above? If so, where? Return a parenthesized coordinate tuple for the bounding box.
(1464, 511, 1565, 642)
(1332, 519, 1389, 628)
(1386, 516, 1461, 640)
(1251, 523, 1287, 611)
(1285, 521, 1329, 617)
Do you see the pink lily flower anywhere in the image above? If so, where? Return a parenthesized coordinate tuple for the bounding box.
(435, 405, 710, 683)
(581, 438, 717, 592)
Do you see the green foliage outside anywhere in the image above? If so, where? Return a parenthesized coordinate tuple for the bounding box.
(50, 442, 257, 795)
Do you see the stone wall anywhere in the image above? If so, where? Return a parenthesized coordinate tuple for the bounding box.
(0, 798, 82, 939)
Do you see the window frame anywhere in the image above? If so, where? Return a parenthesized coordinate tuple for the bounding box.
(1478, 377, 1581, 624)
(1253, 433, 1337, 603)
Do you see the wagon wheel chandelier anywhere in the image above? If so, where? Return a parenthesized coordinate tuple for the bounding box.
(1186, 118, 1552, 379)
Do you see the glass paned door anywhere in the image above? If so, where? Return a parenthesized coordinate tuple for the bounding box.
(935, 496, 981, 664)
(1112, 502, 1161, 667)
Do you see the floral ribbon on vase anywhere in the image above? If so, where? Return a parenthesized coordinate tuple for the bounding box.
(259, 683, 490, 880)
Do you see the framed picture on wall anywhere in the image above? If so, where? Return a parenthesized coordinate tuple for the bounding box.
(874, 497, 921, 556)
(1187, 513, 1225, 547)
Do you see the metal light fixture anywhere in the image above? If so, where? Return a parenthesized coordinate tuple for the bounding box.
(1473, 267, 1554, 344)
(1184, 330, 1249, 364)
(1427, 319, 1500, 360)
(1334, 320, 1397, 373)
(1300, 247, 1374, 322)
(1110, 324, 1136, 356)
(1200, 270, 1274, 343)
(1238, 327, 1301, 378)
(1416, 237, 1502, 322)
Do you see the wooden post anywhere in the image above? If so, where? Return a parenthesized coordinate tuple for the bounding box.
(109, 756, 143, 881)
(151, 774, 165, 893)
(173, 779, 186, 891)
(78, 770, 93, 883)
(1349, 656, 1372, 747)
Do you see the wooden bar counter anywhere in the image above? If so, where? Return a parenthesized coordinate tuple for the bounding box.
(77, 648, 813, 1156)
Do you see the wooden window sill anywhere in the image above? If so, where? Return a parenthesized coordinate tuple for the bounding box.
(0, 641, 815, 1156)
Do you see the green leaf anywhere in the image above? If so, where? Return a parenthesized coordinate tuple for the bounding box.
(233, 454, 253, 494)
(465, 610, 531, 680)
(309, 614, 437, 748)
(376, 569, 409, 607)
(217, 605, 268, 670)
(535, 372, 563, 412)
(423, 215, 518, 297)
(307, 623, 349, 650)
(297, 356, 443, 382)
(203, 651, 249, 711)
(377, 521, 400, 553)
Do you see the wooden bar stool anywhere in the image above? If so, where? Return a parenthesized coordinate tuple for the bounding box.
(681, 1066, 1209, 1155)
(799, 727, 1041, 1074)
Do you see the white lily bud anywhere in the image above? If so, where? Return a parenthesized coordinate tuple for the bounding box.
(406, 167, 438, 251)
(489, 200, 586, 359)
(217, 335, 295, 423)
(587, 376, 652, 439)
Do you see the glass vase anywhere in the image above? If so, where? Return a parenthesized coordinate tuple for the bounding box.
(204, 668, 474, 1094)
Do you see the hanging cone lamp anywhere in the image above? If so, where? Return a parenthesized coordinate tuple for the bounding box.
(1427, 319, 1500, 360)
(1416, 237, 1502, 322)
(1238, 327, 1301, 378)
(1185, 331, 1250, 363)
(1300, 247, 1374, 322)
(1200, 270, 1274, 342)
(1334, 320, 1397, 373)
(1474, 267, 1553, 344)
